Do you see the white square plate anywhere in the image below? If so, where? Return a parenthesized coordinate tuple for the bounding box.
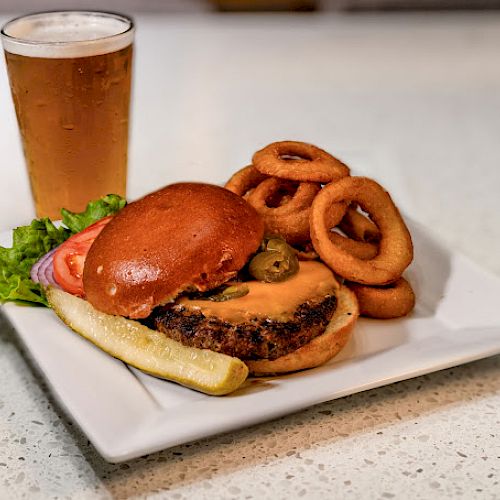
(1, 219, 500, 462)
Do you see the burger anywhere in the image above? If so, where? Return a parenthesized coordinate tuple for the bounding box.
(82, 182, 358, 375)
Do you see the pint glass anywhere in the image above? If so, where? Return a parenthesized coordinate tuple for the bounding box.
(1, 11, 134, 218)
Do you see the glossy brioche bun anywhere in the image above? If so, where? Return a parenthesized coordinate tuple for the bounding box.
(245, 286, 358, 376)
(83, 183, 265, 319)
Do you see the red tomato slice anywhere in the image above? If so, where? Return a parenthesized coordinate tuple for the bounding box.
(53, 216, 113, 296)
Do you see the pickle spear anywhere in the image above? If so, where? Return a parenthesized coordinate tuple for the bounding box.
(46, 287, 248, 395)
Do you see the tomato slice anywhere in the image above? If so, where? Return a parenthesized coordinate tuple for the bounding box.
(53, 216, 113, 296)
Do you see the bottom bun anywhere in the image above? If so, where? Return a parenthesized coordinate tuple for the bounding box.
(246, 286, 359, 376)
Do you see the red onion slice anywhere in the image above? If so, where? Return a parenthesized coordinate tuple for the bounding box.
(41, 253, 60, 288)
(30, 247, 61, 289)
(30, 253, 46, 283)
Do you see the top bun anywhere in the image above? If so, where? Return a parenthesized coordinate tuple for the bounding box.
(83, 183, 265, 319)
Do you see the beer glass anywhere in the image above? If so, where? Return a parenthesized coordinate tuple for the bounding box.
(1, 11, 134, 218)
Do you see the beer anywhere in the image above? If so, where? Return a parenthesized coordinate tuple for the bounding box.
(1, 12, 134, 218)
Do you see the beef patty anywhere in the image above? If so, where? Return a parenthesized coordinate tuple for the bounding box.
(149, 294, 337, 360)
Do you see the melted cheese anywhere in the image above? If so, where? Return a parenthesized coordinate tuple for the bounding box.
(177, 261, 339, 323)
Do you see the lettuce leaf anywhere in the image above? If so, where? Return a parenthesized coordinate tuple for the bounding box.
(0, 219, 69, 305)
(0, 194, 127, 306)
(61, 194, 127, 234)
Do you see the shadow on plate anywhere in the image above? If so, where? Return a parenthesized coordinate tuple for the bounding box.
(406, 219, 451, 318)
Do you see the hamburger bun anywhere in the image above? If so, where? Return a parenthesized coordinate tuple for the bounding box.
(245, 285, 358, 375)
(83, 183, 264, 319)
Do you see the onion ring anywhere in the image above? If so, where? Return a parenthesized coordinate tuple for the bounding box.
(292, 242, 319, 261)
(224, 165, 267, 197)
(328, 231, 378, 260)
(339, 204, 380, 243)
(346, 277, 415, 319)
(247, 177, 319, 244)
(248, 177, 320, 215)
(310, 176, 413, 284)
(252, 141, 350, 183)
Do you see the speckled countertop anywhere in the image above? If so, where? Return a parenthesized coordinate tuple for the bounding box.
(1, 11, 500, 499)
(1, 314, 499, 498)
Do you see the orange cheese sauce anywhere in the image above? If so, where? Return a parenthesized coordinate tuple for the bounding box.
(178, 261, 339, 323)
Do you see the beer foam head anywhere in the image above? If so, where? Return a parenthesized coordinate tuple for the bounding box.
(1, 11, 134, 58)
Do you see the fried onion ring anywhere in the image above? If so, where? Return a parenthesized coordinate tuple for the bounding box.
(346, 277, 415, 319)
(252, 141, 350, 183)
(224, 165, 267, 197)
(328, 231, 378, 260)
(248, 177, 320, 215)
(339, 204, 380, 243)
(247, 177, 319, 244)
(310, 177, 413, 284)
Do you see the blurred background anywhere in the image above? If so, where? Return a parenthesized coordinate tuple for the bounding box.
(0, 0, 500, 12)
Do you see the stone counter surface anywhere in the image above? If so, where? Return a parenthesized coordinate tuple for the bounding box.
(1, 11, 499, 499)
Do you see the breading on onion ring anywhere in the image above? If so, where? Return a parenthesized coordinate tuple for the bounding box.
(263, 209, 310, 244)
(252, 141, 350, 184)
(346, 277, 415, 319)
(339, 204, 381, 243)
(328, 231, 379, 261)
(247, 177, 319, 244)
(224, 165, 267, 197)
(248, 177, 320, 215)
(310, 177, 413, 284)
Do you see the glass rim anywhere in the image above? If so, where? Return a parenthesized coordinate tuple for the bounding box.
(0, 10, 135, 47)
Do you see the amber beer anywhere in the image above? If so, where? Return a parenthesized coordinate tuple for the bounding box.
(1, 12, 134, 218)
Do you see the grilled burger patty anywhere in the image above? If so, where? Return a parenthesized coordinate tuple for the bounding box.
(149, 294, 337, 360)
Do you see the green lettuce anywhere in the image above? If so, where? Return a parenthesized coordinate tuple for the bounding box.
(0, 219, 69, 305)
(0, 194, 126, 306)
(61, 194, 126, 234)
